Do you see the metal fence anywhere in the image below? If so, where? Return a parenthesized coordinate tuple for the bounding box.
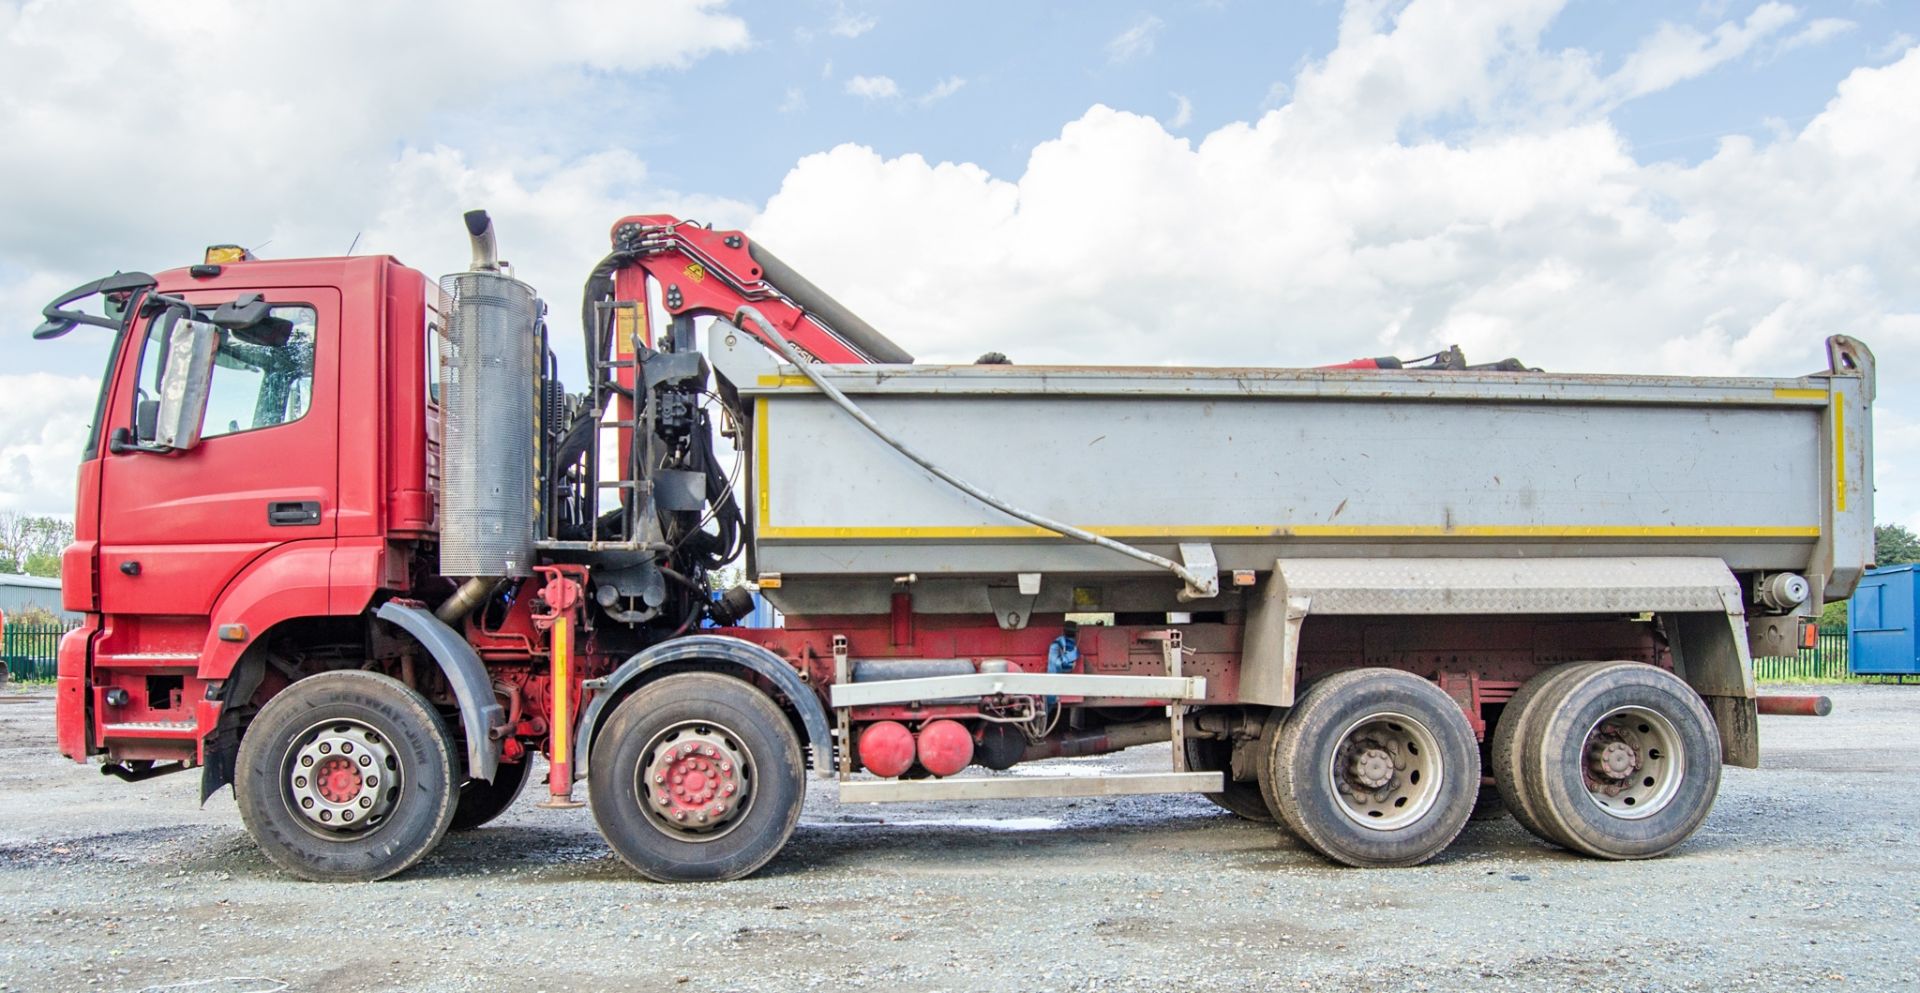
(3, 622, 77, 684)
(1753, 627, 1849, 682)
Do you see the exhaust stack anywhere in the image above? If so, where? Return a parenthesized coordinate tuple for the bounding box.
(437, 210, 539, 612)
(464, 210, 500, 272)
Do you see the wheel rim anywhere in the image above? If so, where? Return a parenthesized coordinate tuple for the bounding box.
(1580, 705, 1684, 820)
(1326, 711, 1444, 831)
(634, 720, 755, 843)
(284, 718, 401, 839)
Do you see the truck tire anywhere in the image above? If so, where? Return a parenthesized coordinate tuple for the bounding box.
(1490, 663, 1593, 843)
(234, 670, 458, 882)
(589, 672, 805, 882)
(1260, 668, 1478, 867)
(1184, 736, 1274, 822)
(450, 758, 531, 831)
(1522, 662, 1721, 859)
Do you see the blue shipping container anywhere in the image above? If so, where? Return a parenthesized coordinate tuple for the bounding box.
(1848, 564, 1918, 675)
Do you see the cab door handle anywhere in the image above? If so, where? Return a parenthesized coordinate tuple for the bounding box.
(267, 501, 321, 526)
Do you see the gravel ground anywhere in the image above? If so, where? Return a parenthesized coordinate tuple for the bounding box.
(0, 684, 1915, 993)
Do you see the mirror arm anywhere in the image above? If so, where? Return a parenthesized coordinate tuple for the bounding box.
(106, 428, 173, 457)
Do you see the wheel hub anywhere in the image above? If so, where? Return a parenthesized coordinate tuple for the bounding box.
(1327, 714, 1443, 832)
(287, 720, 399, 833)
(641, 726, 751, 838)
(1586, 734, 1639, 790)
(1580, 706, 1685, 820)
(1345, 741, 1397, 791)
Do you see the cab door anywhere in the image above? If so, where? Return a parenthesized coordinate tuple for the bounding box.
(96, 289, 340, 618)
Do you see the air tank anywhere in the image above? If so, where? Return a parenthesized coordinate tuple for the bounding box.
(437, 267, 538, 578)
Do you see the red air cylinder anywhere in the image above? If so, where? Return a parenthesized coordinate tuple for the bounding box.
(915, 719, 975, 777)
(856, 721, 916, 778)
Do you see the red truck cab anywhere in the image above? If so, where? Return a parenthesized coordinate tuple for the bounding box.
(55, 256, 439, 772)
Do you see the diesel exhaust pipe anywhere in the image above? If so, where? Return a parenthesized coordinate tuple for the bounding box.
(464, 209, 500, 272)
(436, 209, 539, 623)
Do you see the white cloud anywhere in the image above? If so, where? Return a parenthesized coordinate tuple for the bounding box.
(1106, 15, 1164, 64)
(780, 86, 808, 113)
(1606, 2, 1798, 101)
(1167, 93, 1193, 129)
(844, 74, 901, 100)
(1774, 17, 1857, 56)
(0, 0, 752, 515)
(919, 76, 969, 107)
(750, 15, 1920, 525)
(0, 373, 102, 515)
(829, 3, 876, 38)
(1876, 32, 1915, 60)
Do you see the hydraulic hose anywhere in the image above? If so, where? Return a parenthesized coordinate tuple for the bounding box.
(733, 306, 1216, 596)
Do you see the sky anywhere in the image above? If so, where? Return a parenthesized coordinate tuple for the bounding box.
(1, 0, 1916, 528)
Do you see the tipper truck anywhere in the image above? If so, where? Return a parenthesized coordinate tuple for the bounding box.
(31, 211, 1875, 881)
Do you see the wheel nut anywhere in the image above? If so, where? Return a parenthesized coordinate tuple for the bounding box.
(300, 755, 313, 767)
(359, 755, 372, 767)
(359, 797, 372, 808)
(302, 797, 314, 809)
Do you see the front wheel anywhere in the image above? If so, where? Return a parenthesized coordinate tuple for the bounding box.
(1261, 669, 1479, 867)
(234, 670, 458, 882)
(589, 672, 806, 882)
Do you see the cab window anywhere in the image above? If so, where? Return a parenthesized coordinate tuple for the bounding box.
(131, 304, 319, 441)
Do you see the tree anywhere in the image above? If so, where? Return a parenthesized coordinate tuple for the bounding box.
(0, 512, 74, 577)
(1877, 523, 1920, 567)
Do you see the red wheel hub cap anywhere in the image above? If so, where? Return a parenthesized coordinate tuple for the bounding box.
(314, 755, 362, 804)
(646, 735, 746, 829)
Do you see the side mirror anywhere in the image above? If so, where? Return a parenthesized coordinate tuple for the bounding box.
(209, 293, 293, 347)
(135, 398, 159, 443)
(152, 318, 219, 451)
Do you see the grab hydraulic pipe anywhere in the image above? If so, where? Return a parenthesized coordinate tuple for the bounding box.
(746, 242, 915, 364)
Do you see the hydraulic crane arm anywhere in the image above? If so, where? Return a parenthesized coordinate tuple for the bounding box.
(590, 213, 913, 366)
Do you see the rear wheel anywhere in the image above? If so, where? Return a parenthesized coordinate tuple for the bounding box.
(1185, 736, 1274, 822)
(1523, 662, 1721, 859)
(589, 673, 805, 882)
(1261, 669, 1479, 867)
(450, 757, 531, 831)
(234, 670, 458, 882)
(1491, 664, 1591, 843)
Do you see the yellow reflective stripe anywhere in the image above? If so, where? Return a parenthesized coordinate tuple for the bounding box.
(1835, 395, 1848, 513)
(1772, 387, 1827, 400)
(754, 396, 772, 530)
